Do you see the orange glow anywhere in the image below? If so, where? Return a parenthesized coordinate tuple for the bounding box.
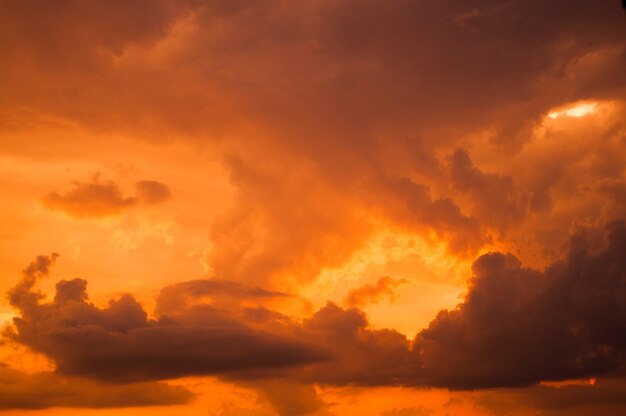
(548, 102, 598, 119)
(1, 1, 626, 415)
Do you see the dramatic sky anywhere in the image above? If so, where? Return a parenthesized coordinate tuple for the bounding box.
(1, 1, 626, 415)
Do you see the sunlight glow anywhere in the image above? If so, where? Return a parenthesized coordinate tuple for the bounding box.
(548, 102, 598, 119)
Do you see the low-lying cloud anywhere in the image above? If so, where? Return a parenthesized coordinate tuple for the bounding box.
(6, 221, 626, 391)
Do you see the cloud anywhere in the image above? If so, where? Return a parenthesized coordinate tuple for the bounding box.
(42, 176, 138, 218)
(5, 254, 327, 383)
(473, 379, 626, 416)
(295, 302, 417, 387)
(370, 175, 486, 257)
(135, 179, 172, 204)
(344, 276, 408, 308)
(448, 148, 530, 233)
(4, 0, 625, 289)
(251, 379, 325, 416)
(155, 278, 289, 316)
(413, 220, 626, 389)
(42, 176, 171, 218)
(0, 364, 192, 410)
(5, 221, 626, 394)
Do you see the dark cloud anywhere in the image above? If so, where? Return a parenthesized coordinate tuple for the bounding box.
(0, 364, 192, 410)
(3, 0, 624, 143)
(6, 221, 626, 392)
(283, 220, 626, 389)
(3, 0, 625, 285)
(473, 379, 626, 416)
(5, 255, 327, 383)
(42, 176, 172, 218)
(296, 302, 418, 386)
(414, 220, 626, 389)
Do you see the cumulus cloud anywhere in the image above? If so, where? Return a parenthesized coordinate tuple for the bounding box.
(5, 254, 327, 383)
(4, 0, 625, 288)
(414, 220, 626, 389)
(6, 221, 626, 393)
(2, 1, 626, 414)
(42, 176, 171, 218)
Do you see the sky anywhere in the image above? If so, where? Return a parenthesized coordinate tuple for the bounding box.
(1, 1, 626, 415)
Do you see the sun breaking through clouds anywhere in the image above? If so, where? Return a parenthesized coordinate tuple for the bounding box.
(1, 1, 626, 415)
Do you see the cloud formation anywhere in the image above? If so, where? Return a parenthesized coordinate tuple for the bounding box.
(42, 176, 171, 218)
(5, 255, 326, 383)
(7, 221, 626, 391)
(414, 220, 626, 389)
(448, 148, 530, 233)
(1, 1, 626, 413)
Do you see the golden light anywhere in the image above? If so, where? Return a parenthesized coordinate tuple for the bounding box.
(548, 102, 598, 119)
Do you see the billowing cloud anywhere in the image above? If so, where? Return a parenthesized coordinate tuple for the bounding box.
(414, 220, 626, 389)
(10, 222, 626, 389)
(5, 255, 327, 383)
(1, 1, 626, 413)
(6, 221, 626, 391)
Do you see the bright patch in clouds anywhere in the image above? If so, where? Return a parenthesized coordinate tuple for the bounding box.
(548, 102, 598, 119)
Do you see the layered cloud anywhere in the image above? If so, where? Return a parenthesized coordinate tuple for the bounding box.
(6, 221, 626, 392)
(1, 0, 626, 414)
(5, 255, 326, 383)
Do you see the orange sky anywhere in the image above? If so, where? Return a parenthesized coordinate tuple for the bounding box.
(1, 1, 626, 415)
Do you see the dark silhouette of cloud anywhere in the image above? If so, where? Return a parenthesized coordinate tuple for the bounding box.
(5, 255, 327, 383)
(5, 221, 626, 393)
(414, 221, 626, 389)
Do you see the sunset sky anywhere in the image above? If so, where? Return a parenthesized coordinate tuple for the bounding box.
(1, 1, 626, 415)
